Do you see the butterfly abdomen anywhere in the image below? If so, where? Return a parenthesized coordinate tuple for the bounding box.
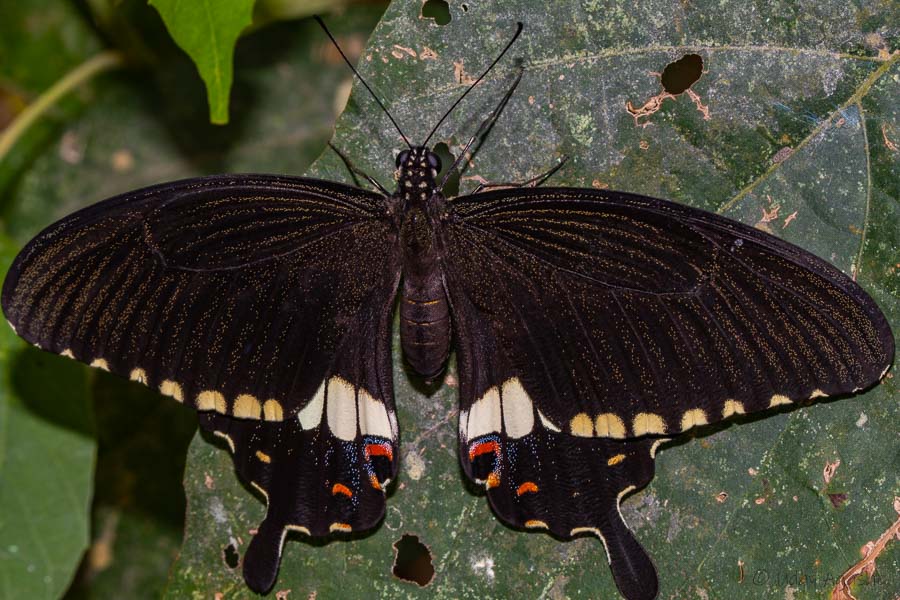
(400, 283, 451, 379)
(399, 201, 451, 380)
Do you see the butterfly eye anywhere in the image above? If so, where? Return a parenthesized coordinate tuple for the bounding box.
(427, 152, 442, 172)
(395, 150, 410, 168)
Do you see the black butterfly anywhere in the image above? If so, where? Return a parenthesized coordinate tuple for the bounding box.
(1, 20, 893, 600)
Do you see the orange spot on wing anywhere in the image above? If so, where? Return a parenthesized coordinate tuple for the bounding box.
(486, 472, 500, 489)
(332, 483, 353, 498)
(369, 474, 382, 490)
(516, 481, 539, 496)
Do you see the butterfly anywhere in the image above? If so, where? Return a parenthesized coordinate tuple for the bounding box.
(1, 19, 893, 600)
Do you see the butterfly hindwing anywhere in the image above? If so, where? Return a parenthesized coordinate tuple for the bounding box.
(450, 288, 660, 600)
(444, 186, 893, 440)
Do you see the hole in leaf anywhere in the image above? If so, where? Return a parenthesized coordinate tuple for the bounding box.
(828, 493, 849, 508)
(422, 0, 451, 25)
(392, 534, 434, 586)
(660, 54, 703, 95)
(432, 142, 459, 197)
(223, 542, 239, 569)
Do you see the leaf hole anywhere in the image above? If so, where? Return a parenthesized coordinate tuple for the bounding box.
(392, 533, 434, 586)
(223, 542, 239, 569)
(432, 142, 459, 197)
(661, 54, 703, 95)
(422, 0, 451, 25)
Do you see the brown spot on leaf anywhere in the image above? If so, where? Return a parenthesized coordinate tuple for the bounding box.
(882, 123, 898, 152)
(772, 146, 794, 164)
(782, 211, 798, 229)
(823, 459, 841, 485)
(830, 497, 900, 600)
(453, 61, 476, 85)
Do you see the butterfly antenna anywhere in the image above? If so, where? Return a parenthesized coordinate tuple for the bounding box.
(422, 21, 523, 147)
(314, 16, 412, 150)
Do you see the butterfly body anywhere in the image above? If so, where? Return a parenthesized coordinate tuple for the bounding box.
(395, 146, 452, 379)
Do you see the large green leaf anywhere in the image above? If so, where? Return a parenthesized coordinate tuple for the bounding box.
(149, 0, 256, 124)
(171, 1, 898, 599)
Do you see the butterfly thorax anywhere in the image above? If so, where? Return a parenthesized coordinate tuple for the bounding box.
(395, 147, 451, 380)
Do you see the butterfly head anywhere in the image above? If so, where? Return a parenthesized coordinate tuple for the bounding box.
(395, 147, 441, 203)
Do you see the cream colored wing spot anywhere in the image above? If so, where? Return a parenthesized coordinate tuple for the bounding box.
(649, 439, 668, 458)
(6, 319, 16, 334)
(285, 524, 310, 536)
(250, 481, 269, 503)
(255, 450, 271, 464)
(326, 377, 358, 442)
(570, 527, 612, 563)
(234, 394, 262, 419)
(537, 410, 561, 433)
(197, 390, 225, 412)
(467, 386, 501, 441)
(90, 358, 110, 371)
(769, 394, 792, 407)
(129, 368, 148, 384)
(632, 413, 666, 436)
(357, 388, 393, 439)
(680, 408, 708, 432)
(212, 430, 235, 453)
(298, 380, 326, 430)
(722, 399, 745, 418)
(388, 408, 399, 439)
(159, 380, 184, 402)
(263, 399, 284, 422)
(524, 519, 548, 530)
(570, 413, 594, 437)
(616, 485, 637, 507)
(501, 378, 534, 439)
(61, 348, 75, 359)
(594, 413, 626, 439)
(329, 522, 352, 533)
(809, 389, 828, 399)
(458, 409, 469, 439)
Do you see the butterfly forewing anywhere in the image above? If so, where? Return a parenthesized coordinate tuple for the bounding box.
(443, 186, 893, 440)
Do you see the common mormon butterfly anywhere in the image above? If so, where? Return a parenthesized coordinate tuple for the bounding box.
(1, 17, 893, 600)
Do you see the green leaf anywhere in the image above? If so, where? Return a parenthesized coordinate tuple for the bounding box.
(0, 234, 94, 600)
(172, 1, 898, 599)
(149, 0, 256, 124)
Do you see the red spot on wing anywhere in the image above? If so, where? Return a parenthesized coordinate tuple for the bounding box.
(365, 442, 393, 461)
(468, 439, 500, 461)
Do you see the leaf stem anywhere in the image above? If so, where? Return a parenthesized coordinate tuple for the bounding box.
(0, 50, 127, 164)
